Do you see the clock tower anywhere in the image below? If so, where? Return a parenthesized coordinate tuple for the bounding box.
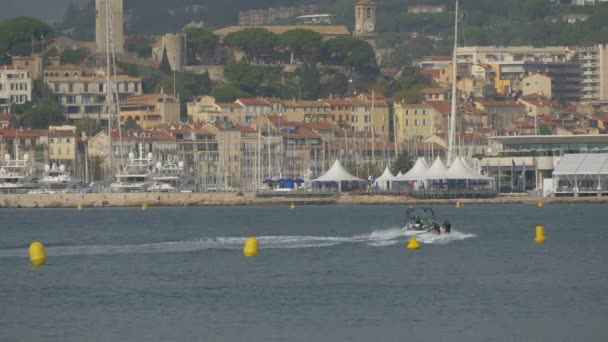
(354, 0, 376, 49)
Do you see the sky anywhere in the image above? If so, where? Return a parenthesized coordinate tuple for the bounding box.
(0, 0, 88, 23)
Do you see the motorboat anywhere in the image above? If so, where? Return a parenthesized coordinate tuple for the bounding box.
(404, 206, 451, 234)
(147, 161, 196, 192)
(110, 144, 154, 192)
(0, 147, 37, 192)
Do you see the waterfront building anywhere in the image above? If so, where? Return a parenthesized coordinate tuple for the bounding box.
(48, 126, 77, 172)
(11, 55, 43, 80)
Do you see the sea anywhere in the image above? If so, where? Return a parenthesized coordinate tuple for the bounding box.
(0, 204, 607, 341)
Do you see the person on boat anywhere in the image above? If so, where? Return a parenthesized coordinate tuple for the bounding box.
(433, 223, 441, 235)
(443, 220, 452, 234)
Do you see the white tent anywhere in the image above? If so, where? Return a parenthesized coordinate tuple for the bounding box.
(313, 160, 362, 182)
(425, 156, 450, 180)
(396, 171, 404, 178)
(400, 158, 430, 181)
(447, 157, 493, 180)
(312, 160, 364, 192)
(374, 167, 397, 190)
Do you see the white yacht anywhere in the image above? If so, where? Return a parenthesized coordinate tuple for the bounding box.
(110, 145, 154, 192)
(30, 163, 84, 193)
(147, 161, 196, 192)
(0, 147, 36, 192)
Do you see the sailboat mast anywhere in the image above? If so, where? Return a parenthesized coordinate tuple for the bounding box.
(104, 0, 114, 180)
(447, 0, 459, 165)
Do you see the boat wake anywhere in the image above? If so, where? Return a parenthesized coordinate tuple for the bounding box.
(0, 227, 476, 258)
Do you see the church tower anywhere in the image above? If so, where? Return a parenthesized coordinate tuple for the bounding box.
(95, 0, 124, 54)
(354, 0, 377, 49)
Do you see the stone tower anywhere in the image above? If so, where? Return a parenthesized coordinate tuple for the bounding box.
(95, 0, 124, 55)
(354, 0, 377, 49)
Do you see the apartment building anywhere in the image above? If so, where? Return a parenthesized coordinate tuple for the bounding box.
(45, 74, 142, 121)
(281, 100, 331, 123)
(11, 55, 43, 80)
(456, 46, 572, 64)
(119, 92, 180, 129)
(0, 66, 32, 113)
(577, 44, 608, 103)
(238, 6, 314, 25)
(394, 103, 437, 142)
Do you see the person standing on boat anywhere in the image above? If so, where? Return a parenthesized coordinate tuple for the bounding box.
(443, 220, 452, 234)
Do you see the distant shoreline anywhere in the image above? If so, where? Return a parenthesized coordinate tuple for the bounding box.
(0, 192, 606, 208)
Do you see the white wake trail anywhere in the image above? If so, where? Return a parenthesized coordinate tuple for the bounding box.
(0, 227, 476, 258)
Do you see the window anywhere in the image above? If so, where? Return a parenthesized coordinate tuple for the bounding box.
(414, 110, 418, 115)
(405, 119, 409, 126)
(414, 119, 418, 126)
(366, 7, 371, 18)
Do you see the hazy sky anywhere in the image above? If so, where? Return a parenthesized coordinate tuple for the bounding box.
(0, 0, 88, 23)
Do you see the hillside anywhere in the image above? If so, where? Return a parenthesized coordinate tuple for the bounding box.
(7, 0, 608, 49)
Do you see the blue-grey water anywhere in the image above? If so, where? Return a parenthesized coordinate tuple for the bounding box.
(0, 204, 607, 341)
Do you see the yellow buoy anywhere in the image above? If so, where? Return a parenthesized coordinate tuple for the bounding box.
(141, 203, 148, 211)
(77, 203, 83, 212)
(290, 203, 296, 210)
(243, 237, 259, 257)
(538, 201, 543, 208)
(407, 237, 421, 250)
(535, 225, 546, 244)
(456, 201, 462, 209)
(29, 241, 47, 266)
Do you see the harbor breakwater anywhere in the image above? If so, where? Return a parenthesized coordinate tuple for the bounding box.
(0, 192, 607, 208)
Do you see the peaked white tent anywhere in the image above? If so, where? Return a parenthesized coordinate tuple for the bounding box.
(313, 160, 362, 182)
(312, 160, 364, 192)
(396, 171, 404, 178)
(425, 156, 450, 180)
(374, 167, 397, 190)
(448, 157, 492, 180)
(401, 157, 430, 181)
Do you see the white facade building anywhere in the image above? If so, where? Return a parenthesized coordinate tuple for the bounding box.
(0, 66, 32, 113)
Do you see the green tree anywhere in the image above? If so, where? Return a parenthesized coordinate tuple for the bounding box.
(211, 84, 250, 103)
(223, 61, 264, 94)
(277, 29, 322, 61)
(15, 98, 63, 129)
(223, 28, 277, 57)
(391, 152, 414, 176)
(323, 36, 376, 72)
(159, 47, 172, 73)
(123, 117, 140, 130)
(75, 117, 100, 137)
(0, 17, 54, 64)
(296, 64, 321, 100)
(59, 47, 90, 64)
(185, 27, 219, 50)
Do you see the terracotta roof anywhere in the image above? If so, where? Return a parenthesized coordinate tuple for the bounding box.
(282, 100, 329, 108)
(420, 69, 440, 80)
(324, 99, 355, 107)
(426, 101, 452, 116)
(217, 102, 244, 109)
(512, 121, 535, 129)
(0, 129, 48, 138)
(49, 130, 76, 137)
(0, 65, 25, 71)
(480, 101, 524, 107)
(305, 122, 334, 131)
(282, 127, 320, 139)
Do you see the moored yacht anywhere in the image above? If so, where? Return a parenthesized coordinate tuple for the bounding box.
(0, 147, 37, 192)
(110, 145, 154, 192)
(147, 161, 196, 192)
